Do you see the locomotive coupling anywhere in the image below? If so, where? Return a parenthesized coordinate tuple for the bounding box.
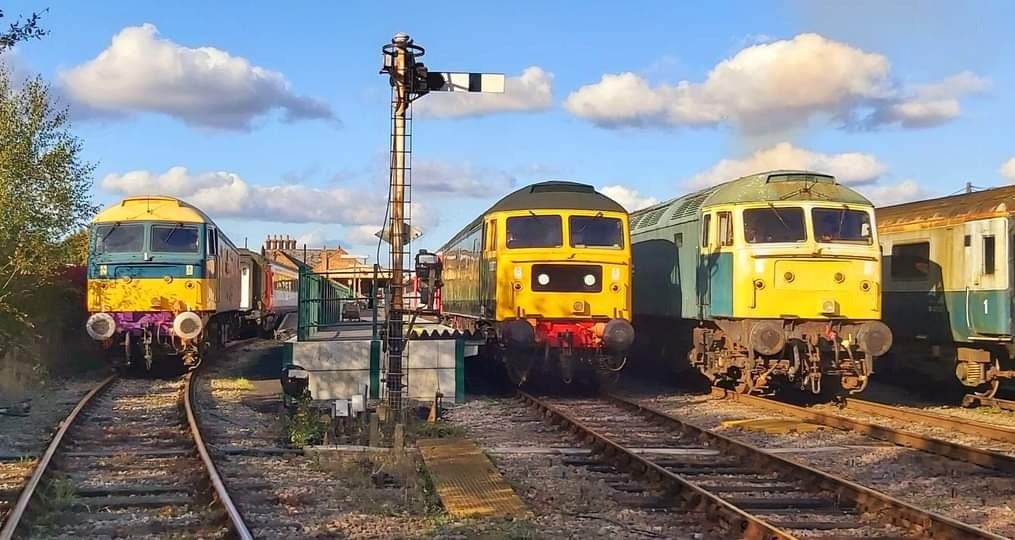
(856, 321, 893, 357)
(173, 311, 204, 340)
(85, 312, 116, 341)
(603, 319, 635, 352)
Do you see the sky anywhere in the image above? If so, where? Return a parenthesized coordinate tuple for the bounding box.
(5, 1, 1015, 263)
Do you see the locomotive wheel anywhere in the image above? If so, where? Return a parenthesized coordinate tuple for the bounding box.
(504, 350, 533, 386)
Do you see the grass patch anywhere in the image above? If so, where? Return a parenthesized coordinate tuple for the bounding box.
(286, 393, 328, 447)
(211, 377, 255, 392)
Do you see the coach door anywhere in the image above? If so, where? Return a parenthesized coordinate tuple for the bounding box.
(966, 218, 1008, 336)
(479, 219, 496, 318)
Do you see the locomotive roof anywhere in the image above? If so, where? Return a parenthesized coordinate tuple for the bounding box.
(630, 170, 872, 233)
(485, 181, 626, 214)
(93, 195, 217, 225)
(877, 184, 1015, 231)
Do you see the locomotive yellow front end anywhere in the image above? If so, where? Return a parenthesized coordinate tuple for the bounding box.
(492, 207, 634, 384)
(697, 173, 892, 394)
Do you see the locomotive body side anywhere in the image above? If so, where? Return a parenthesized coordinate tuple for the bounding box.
(438, 181, 635, 384)
(632, 170, 892, 395)
(877, 186, 1015, 395)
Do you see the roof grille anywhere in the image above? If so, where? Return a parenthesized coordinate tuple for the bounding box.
(639, 207, 666, 228)
(671, 193, 709, 220)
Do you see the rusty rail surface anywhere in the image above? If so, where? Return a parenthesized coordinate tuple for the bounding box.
(0, 374, 117, 539)
(607, 393, 1001, 540)
(184, 371, 253, 540)
(843, 397, 1015, 445)
(517, 391, 790, 539)
(0, 372, 252, 540)
(712, 388, 1015, 473)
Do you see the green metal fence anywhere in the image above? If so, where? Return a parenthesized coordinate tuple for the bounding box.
(296, 265, 358, 340)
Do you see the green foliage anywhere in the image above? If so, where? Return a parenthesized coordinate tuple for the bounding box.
(286, 393, 328, 447)
(0, 67, 96, 353)
(0, 9, 48, 52)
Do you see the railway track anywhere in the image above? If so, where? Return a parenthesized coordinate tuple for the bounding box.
(0, 372, 251, 539)
(519, 391, 1002, 539)
(963, 395, 1015, 412)
(712, 388, 1015, 473)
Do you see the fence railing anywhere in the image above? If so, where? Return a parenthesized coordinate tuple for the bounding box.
(296, 266, 363, 340)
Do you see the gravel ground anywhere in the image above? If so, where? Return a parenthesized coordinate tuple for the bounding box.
(445, 397, 719, 539)
(0, 372, 108, 527)
(631, 389, 1015, 538)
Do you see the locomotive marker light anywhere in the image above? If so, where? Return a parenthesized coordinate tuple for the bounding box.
(379, 33, 504, 416)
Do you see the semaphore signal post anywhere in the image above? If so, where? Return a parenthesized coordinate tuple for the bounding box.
(379, 33, 504, 417)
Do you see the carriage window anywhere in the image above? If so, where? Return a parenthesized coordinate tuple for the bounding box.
(701, 214, 711, 247)
(489, 219, 497, 250)
(812, 208, 872, 244)
(891, 242, 930, 280)
(94, 223, 144, 253)
(984, 236, 996, 275)
(718, 211, 733, 246)
(208, 229, 218, 256)
(151, 225, 200, 253)
(506, 215, 562, 248)
(570, 215, 624, 248)
(743, 207, 805, 243)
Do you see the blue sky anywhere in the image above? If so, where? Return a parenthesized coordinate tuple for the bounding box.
(6, 1, 1015, 261)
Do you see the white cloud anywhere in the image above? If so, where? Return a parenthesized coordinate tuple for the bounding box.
(599, 185, 659, 211)
(564, 33, 984, 133)
(60, 23, 334, 130)
(101, 167, 382, 224)
(687, 143, 887, 189)
(346, 225, 385, 246)
(412, 159, 516, 197)
(413, 66, 553, 118)
(1001, 156, 1015, 182)
(857, 180, 925, 206)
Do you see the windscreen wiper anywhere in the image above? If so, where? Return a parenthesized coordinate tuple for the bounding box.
(98, 222, 121, 251)
(767, 203, 791, 231)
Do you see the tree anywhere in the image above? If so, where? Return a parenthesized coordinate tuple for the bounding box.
(0, 9, 48, 52)
(0, 67, 96, 353)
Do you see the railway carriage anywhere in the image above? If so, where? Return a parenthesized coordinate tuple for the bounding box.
(436, 181, 635, 384)
(631, 170, 892, 395)
(84, 196, 272, 370)
(878, 186, 1015, 397)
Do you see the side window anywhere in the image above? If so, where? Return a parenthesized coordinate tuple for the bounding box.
(701, 214, 712, 248)
(984, 236, 996, 275)
(891, 242, 930, 280)
(718, 211, 733, 246)
(482, 221, 488, 250)
(674, 232, 683, 248)
(208, 229, 218, 256)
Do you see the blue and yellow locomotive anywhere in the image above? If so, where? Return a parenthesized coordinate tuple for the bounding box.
(878, 186, 1015, 397)
(84, 196, 266, 370)
(631, 170, 892, 395)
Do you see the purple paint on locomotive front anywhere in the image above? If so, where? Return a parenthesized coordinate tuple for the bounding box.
(110, 312, 174, 333)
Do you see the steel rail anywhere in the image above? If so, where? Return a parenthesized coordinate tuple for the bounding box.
(0, 374, 118, 540)
(184, 371, 254, 540)
(518, 391, 793, 540)
(712, 388, 1015, 473)
(843, 397, 1015, 445)
(610, 393, 1002, 540)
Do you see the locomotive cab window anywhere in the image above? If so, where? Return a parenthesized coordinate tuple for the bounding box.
(890, 242, 931, 280)
(151, 224, 200, 253)
(701, 214, 712, 247)
(984, 236, 996, 275)
(717, 211, 733, 246)
(743, 207, 805, 243)
(94, 223, 144, 253)
(812, 207, 872, 244)
(506, 215, 562, 248)
(570, 215, 624, 248)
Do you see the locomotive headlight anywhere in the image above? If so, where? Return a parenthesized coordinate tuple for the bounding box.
(513, 265, 523, 280)
(537, 273, 550, 286)
(85, 312, 116, 341)
(583, 274, 597, 286)
(173, 311, 204, 340)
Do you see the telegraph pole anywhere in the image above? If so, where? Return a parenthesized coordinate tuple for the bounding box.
(380, 33, 504, 417)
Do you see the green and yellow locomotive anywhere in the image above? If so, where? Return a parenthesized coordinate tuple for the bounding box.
(632, 170, 892, 395)
(437, 181, 635, 385)
(878, 186, 1015, 397)
(85, 196, 268, 370)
